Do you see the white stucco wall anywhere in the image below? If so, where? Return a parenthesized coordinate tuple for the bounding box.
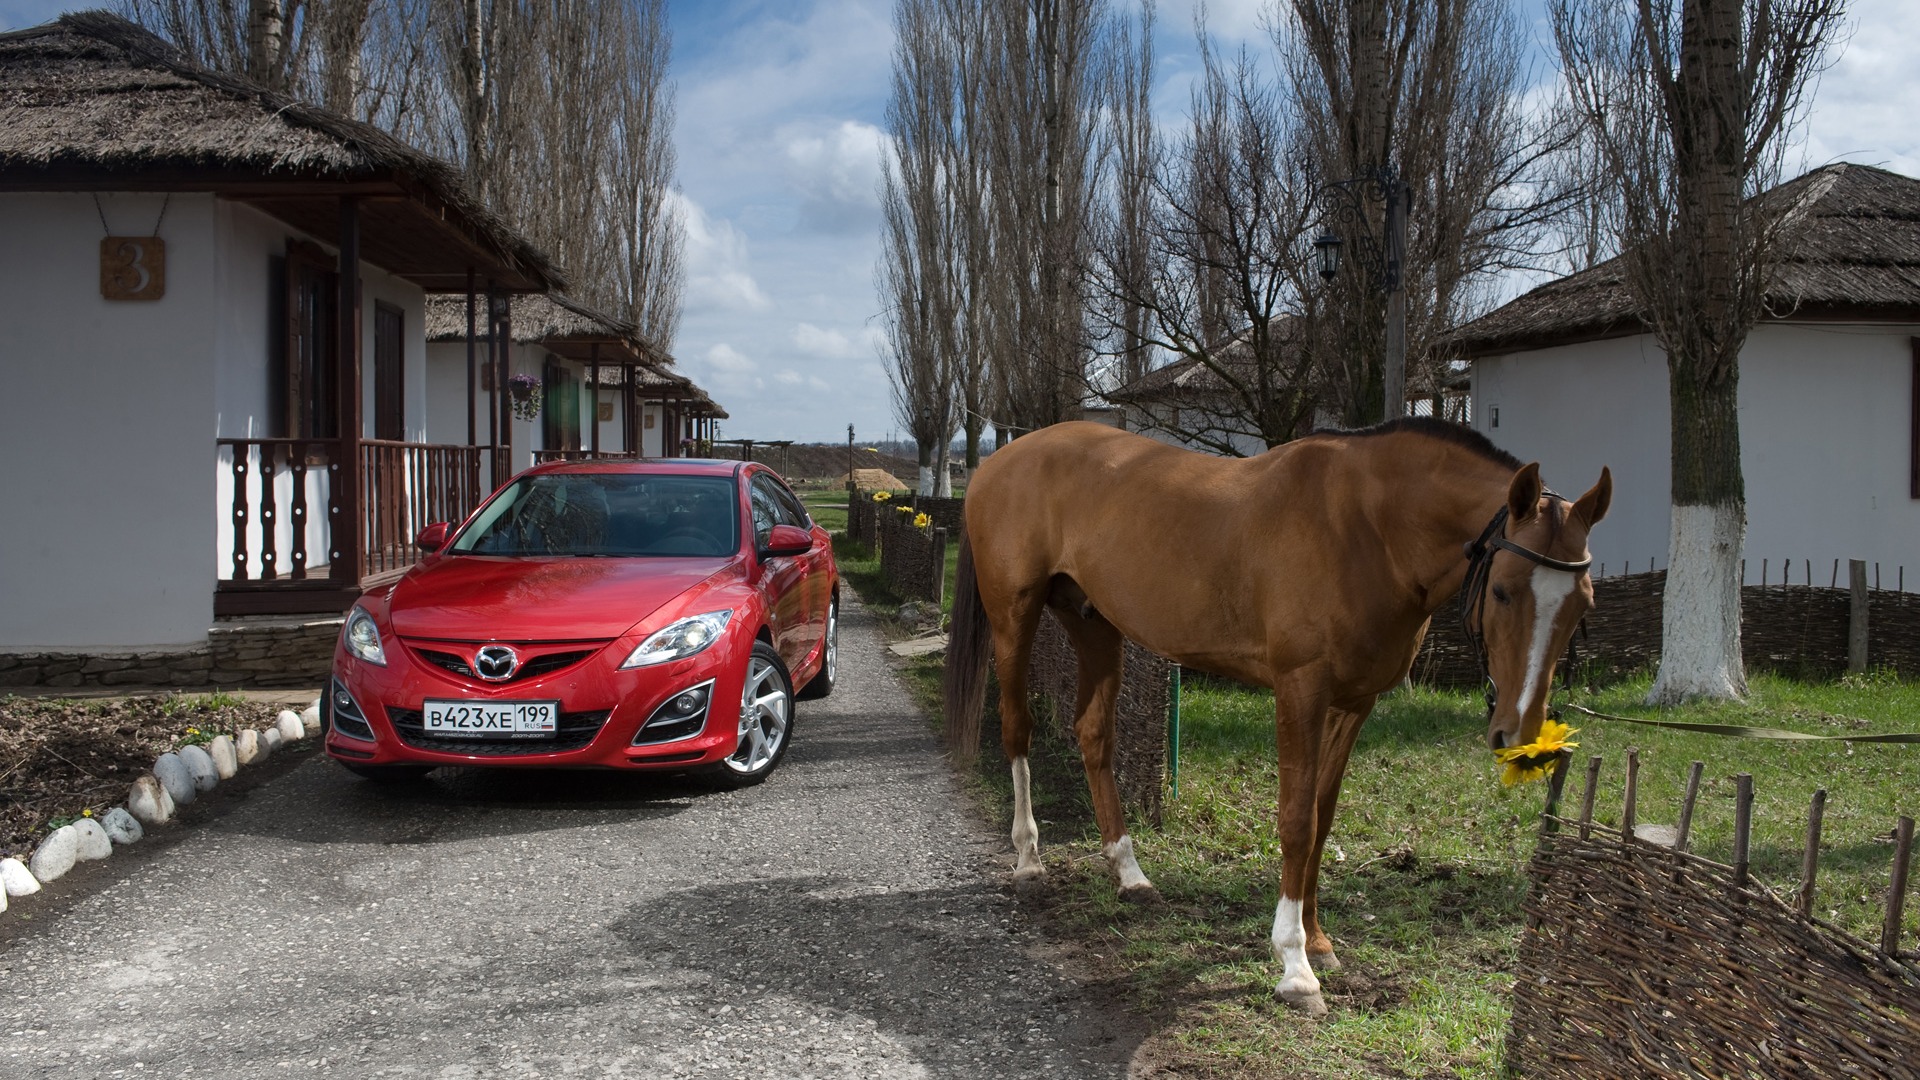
(1471, 322, 1920, 585)
(0, 192, 220, 649)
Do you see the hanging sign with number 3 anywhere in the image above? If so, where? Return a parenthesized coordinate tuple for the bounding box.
(100, 236, 166, 301)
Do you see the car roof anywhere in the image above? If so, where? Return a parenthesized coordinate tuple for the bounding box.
(522, 458, 744, 480)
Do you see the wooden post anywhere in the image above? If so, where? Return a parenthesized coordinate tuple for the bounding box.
(465, 269, 477, 449)
(1578, 756, 1602, 840)
(1622, 748, 1639, 838)
(590, 342, 601, 456)
(1797, 788, 1827, 918)
(1733, 773, 1754, 889)
(1675, 760, 1705, 852)
(334, 196, 363, 585)
(1849, 559, 1870, 673)
(1884, 816, 1914, 956)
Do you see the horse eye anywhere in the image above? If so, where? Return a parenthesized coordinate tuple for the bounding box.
(1491, 584, 1511, 605)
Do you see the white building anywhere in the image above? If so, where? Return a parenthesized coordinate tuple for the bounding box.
(1459, 163, 1919, 586)
(0, 14, 568, 658)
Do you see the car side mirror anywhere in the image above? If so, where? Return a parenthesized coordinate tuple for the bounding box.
(415, 522, 451, 552)
(761, 523, 813, 558)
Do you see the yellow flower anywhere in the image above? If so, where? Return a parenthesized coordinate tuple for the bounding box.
(185, 727, 200, 735)
(896, 504, 914, 514)
(872, 491, 891, 502)
(82, 808, 93, 817)
(1494, 718, 1579, 786)
(913, 512, 932, 529)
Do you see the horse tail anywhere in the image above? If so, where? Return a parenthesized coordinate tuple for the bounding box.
(943, 524, 991, 767)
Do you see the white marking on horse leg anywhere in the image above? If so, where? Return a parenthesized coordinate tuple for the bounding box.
(1272, 896, 1324, 1011)
(1518, 566, 1578, 718)
(1010, 756, 1043, 880)
(1103, 834, 1155, 896)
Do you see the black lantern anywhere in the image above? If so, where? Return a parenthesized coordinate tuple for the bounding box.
(1313, 232, 1342, 281)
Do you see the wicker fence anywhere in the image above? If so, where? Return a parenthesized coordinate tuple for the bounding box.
(1509, 758, 1920, 1078)
(1415, 569, 1920, 689)
(875, 506, 948, 605)
(1024, 612, 1171, 823)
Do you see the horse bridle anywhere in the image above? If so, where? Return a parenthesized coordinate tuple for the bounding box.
(1459, 493, 1592, 717)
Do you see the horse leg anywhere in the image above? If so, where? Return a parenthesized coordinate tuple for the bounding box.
(1055, 603, 1158, 904)
(988, 588, 1048, 886)
(1270, 671, 1332, 1017)
(1301, 696, 1374, 973)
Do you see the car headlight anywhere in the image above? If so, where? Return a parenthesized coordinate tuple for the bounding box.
(621, 610, 732, 669)
(344, 608, 387, 666)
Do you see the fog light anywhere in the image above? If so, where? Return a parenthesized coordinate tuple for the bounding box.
(634, 679, 716, 745)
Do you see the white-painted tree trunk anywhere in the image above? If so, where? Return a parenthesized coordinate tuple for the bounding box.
(917, 464, 934, 496)
(1647, 502, 1748, 704)
(934, 443, 952, 497)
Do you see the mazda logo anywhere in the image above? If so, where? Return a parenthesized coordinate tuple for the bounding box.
(473, 645, 519, 681)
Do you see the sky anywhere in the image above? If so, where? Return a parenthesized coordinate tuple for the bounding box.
(5, 0, 1918, 445)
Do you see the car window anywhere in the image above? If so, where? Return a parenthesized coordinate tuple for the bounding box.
(748, 475, 786, 547)
(770, 477, 812, 529)
(449, 473, 738, 557)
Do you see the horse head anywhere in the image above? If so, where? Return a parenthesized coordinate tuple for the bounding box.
(1473, 462, 1612, 753)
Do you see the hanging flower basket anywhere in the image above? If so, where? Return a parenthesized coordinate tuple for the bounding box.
(507, 373, 541, 421)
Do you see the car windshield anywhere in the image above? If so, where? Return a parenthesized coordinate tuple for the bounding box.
(449, 473, 739, 558)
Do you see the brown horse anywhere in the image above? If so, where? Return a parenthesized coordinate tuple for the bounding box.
(943, 417, 1610, 1015)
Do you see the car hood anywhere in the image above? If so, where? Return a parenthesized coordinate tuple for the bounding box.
(385, 555, 735, 641)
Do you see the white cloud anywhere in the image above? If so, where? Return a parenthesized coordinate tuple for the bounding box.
(782, 119, 890, 222)
(704, 342, 758, 375)
(774, 369, 833, 391)
(676, 192, 772, 312)
(791, 321, 886, 360)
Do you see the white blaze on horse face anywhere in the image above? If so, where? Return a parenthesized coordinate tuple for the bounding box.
(1271, 897, 1320, 999)
(1518, 566, 1579, 720)
(1103, 835, 1152, 891)
(1010, 757, 1041, 875)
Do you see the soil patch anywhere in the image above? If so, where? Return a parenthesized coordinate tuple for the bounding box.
(0, 693, 291, 859)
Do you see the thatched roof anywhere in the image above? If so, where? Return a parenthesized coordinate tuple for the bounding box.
(0, 12, 561, 292)
(423, 293, 670, 368)
(1452, 163, 1920, 356)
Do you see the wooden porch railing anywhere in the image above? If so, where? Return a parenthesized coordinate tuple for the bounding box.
(360, 440, 489, 577)
(217, 438, 345, 585)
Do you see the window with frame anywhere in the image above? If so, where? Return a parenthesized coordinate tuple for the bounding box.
(373, 302, 404, 441)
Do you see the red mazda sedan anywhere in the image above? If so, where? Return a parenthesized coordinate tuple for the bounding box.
(323, 459, 838, 786)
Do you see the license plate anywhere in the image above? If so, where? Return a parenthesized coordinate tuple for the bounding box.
(422, 699, 559, 739)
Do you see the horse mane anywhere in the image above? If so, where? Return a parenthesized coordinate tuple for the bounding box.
(1306, 416, 1524, 472)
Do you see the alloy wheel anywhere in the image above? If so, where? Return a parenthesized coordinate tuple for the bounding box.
(726, 652, 790, 774)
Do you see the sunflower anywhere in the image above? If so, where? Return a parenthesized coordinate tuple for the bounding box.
(1494, 718, 1579, 786)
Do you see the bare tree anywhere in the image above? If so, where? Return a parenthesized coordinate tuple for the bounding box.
(1553, 0, 1845, 703)
(1278, 0, 1559, 427)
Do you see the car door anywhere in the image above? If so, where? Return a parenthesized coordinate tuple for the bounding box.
(767, 475, 830, 665)
(748, 472, 809, 673)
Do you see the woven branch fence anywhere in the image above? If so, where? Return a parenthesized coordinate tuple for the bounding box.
(875, 508, 947, 605)
(1510, 757, 1920, 1079)
(1024, 612, 1170, 824)
(1416, 568, 1920, 689)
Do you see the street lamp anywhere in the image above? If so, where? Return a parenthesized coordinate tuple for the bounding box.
(1314, 163, 1410, 422)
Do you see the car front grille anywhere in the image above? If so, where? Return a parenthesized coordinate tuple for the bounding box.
(412, 647, 597, 683)
(386, 708, 612, 755)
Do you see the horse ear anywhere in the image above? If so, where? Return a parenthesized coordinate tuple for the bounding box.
(1506, 463, 1543, 524)
(1572, 466, 1612, 529)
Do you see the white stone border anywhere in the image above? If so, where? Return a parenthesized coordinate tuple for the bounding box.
(1, 698, 321, 916)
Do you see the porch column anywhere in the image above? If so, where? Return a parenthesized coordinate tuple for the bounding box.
(465, 270, 477, 447)
(590, 343, 602, 456)
(497, 298, 513, 475)
(334, 197, 365, 584)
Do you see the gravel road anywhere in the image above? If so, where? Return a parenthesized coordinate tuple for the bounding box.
(0, 595, 1147, 1078)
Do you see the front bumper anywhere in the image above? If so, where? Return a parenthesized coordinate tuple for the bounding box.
(324, 632, 748, 770)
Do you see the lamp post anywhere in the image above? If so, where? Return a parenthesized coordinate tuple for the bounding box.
(1314, 164, 1410, 423)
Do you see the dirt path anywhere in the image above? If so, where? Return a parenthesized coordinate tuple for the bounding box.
(0, 596, 1147, 1078)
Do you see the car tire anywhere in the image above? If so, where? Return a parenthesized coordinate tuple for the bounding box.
(711, 640, 793, 787)
(339, 762, 435, 782)
(795, 597, 837, 701)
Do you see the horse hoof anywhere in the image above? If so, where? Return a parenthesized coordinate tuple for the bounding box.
(1117, 883, 1164, 906)
(1276, 985, 1329, 1018)
(1012, 864, 1047, 896)
(1309, 950, 1342, 972)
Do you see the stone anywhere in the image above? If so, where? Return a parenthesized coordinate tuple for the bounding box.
(29, 825, 79, 882)
(301, 700, 322, 734)
(235, 729, 262, 766)
(179, 745, 219, 793)
(208, 735, 238, 779)
(100, 807, 143, 845)
(276, 710, 305, 741)
(1633, 823, 1680, 848)
(261, 727, 283, 753)
(128, 774, 175, 826)
(0, 885, 6, 915)
(1, 857, 40, 897)
(73, 818, 112, 861)
(151, 752, 197, 805)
